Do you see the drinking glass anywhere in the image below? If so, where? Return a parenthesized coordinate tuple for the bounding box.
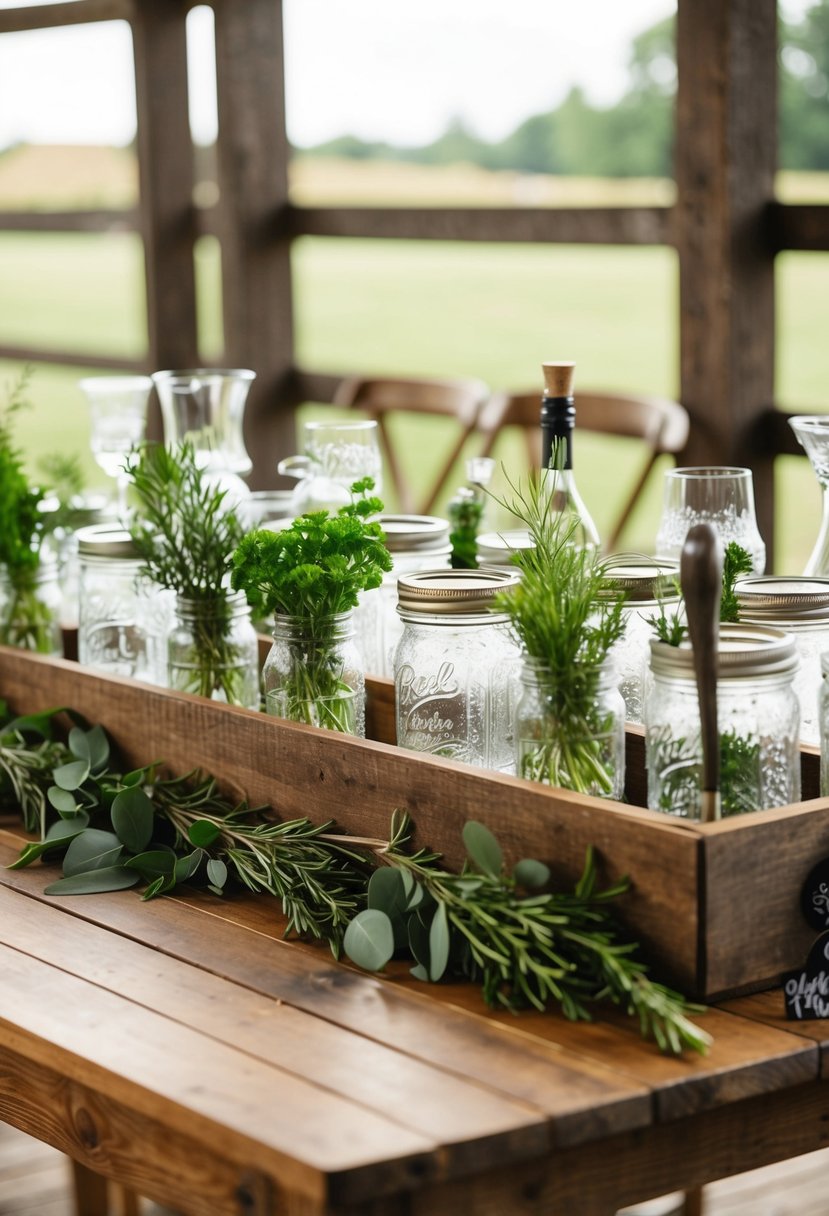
(79, 376, 153, 516)
(278, 419, 383, 515)
(654, 466, 766, 574)
(789, 416, 829, 575)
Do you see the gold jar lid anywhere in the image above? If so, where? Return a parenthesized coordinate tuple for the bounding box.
(736, 576, 829, 622)
(379, 514, 451, 554)
(650, 622, 798, 680)
(76, 524, 138, 560)
(476, 530, 534, 568)
(601, 556, 680, 603)
(397, 568, 520, 616)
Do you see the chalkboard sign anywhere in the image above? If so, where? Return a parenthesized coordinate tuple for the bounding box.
(800, 859, 829, 932)
(783, 931, 829, 1020)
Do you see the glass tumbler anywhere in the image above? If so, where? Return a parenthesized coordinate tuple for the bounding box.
(654, 466, 766, 575)
(278, 419, 383, 515)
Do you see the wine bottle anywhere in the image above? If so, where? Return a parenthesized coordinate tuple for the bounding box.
(539, 361, 600, 550)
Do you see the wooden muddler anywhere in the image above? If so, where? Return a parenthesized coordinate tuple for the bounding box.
(680, 523, 724, 823)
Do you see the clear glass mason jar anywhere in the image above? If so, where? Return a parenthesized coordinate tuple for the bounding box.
(475, 529, 535, 571)
(645, 623, 801, 819)
(355, 515, 452, 678)
(263, 611, 365, 736)
(0, 557, 63, 656)
(516, 657, 625, 798)
(736, 575, 829, 746)
(820, 653, 829, 796)
(393, 568, 522, 773)
(602, 557, 681, 726)
(168, 593, 259, 708)
(76, 524, 162, 682)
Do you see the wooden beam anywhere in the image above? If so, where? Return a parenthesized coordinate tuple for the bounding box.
(212, 0, 296, 488)
(131, 0, 199, 432)
(0, 211, 138, 234)
(0, 345, 146, 373)
(675, 0, 778, 563)
(769, 202, 829, 252)
(0, 0, 132, 32)
(288, 205, 674, 247)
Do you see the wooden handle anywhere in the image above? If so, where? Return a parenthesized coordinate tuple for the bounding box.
(680, 523, 724, 821)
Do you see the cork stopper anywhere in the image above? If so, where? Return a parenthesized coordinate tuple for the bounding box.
(541, 362, 575, 398)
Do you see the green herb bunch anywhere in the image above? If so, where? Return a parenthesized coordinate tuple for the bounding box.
(448, 487, 484, 570)
(0, 370, 56, 653)
(720, 541, 753, 623)
(344, 814, 710, 1056)
(490, 468, 626, 794)
(230, 478, 391, 731)
(128, 440, 255, 706)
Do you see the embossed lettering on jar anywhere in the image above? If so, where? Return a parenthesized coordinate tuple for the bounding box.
(393, 569, 522, 773)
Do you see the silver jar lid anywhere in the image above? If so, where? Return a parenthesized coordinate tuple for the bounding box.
(397, 568, 520, 615)
(650, 622, 798, 680)
(379, 514, 451, 553)
(76, 523, 138, 560)
(602, 556, 680, 603)
(476, 530, 534, 568)
(736, 576, 829, 622)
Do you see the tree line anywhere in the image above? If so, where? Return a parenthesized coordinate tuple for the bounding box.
(299, 4, 829, 177)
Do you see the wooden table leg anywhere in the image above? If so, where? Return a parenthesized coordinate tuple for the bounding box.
(682, 1189, 704, 1216)
(70, 1159, 108, 1216)
(111, 1181, 142, 1216)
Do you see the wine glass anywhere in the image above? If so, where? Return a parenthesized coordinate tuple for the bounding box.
(79, 376, 153, 517)
(789, 416, 829, 575)
(278, 419, 383, 515)
(654, 466, 766, 575)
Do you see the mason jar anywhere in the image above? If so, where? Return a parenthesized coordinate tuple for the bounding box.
(168, 592, 259, 708)
(476, 530, 535, 572)
(76, 525, 160, 681)
(394, 568, 522, 773)
(645, 623, 800, 818)
(820, 652, 829, 796)
(602, 557, 681, 725)
(355, 514, 452, 678)
(263, 610, 365, 736)
(736, 575, 829, 746)
(516, 657, 625, 798)
(0, 557, 63, 656)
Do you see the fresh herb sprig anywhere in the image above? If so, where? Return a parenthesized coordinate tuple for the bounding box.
(345, 813, 710, 1056)
(448, 488, 484, 570)
(128, 441, 253, 704)
(720, 541, 754, 623)
(489, 467, 626, 794)
(231, 479, 391, 731)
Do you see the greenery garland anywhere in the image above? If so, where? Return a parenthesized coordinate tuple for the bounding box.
(0, 703, 709, 1055)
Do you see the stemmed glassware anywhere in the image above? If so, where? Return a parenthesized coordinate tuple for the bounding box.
(655, 466, 766, 574)
(79, 376, 154, 516)
(789, 416, 829, 575)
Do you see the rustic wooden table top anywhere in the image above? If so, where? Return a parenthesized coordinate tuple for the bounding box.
(2, 825, 829, 1216)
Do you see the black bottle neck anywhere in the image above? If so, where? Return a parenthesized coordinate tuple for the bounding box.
(540, 393, 575, 471)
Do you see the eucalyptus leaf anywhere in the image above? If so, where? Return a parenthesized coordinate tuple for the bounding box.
(514, 858, 551, 890)
(141, 875, 167, 901)
(410, 963, 429, 981)
(63, 829, 123, 877)
(45, 811, 90, 839)
(462, 820, 503, 878)
(428, 901, 450, 981)
(69, 724, 110, 772)
(408, 913, 430, 970)
(188, 819, 221, 847)
(367, 867, 409, 919)
(111, 786, 154, 853)
(44, 866, 140, 896)
(343, 909, 395, 971)
(47, 786, 78, 817)
(125, 850, 177, 879)
(7, 819, 89, 869)
(52, 759, 90, 792)
(5, 708, 63, 738)
(206, 858, 228, 889)
(175, 850, 203, 882)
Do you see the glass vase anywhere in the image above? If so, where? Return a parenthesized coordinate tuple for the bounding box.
(168, 593, 259, 709)
(790, 416, 829, 576)
(0, 559, 63, 656)
(263, 611, 365, 735)
(515, 658, 625, 798)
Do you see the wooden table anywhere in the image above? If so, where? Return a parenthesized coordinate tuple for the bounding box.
(2, 824, 829, 1216)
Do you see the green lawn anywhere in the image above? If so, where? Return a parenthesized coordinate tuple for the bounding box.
(0, 229, 827, 572)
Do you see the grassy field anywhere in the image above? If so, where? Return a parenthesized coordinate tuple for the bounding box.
(1, 150, 828, 570)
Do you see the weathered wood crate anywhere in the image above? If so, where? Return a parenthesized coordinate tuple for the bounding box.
(0, 644, 825, 1003)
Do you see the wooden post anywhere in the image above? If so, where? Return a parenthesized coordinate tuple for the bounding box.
(675, 0, 777, 565)
(131, 0, 199, 437)
(212, 0, 297, 487)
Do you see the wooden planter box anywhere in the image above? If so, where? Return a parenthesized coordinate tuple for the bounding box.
(0, 644, 824, 1003)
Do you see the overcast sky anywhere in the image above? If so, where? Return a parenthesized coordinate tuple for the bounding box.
(0, 0, 814, 150)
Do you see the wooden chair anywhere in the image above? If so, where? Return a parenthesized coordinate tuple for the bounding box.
(475, 388, 690, 552)
(332, 374, 489, 515)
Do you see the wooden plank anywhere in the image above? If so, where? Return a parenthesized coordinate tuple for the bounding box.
(0, 0, 132, 32)
(0, 648, 704, 993)
(720, 988, 829, 1077)
(0, 345, 146, 373)
(132, 0, 199, 401)
(0, 841, 652, 1148)
(212, 0, 296, 487)
(288, 205, 674, 247)
(0, 886, 551, 1173)
(700, 798, 829, 996)
(0, 210, 139, 233)
(675, 0, 778, 559)
(0, 942, 439, 1207)
(769, 202, 829, 252)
